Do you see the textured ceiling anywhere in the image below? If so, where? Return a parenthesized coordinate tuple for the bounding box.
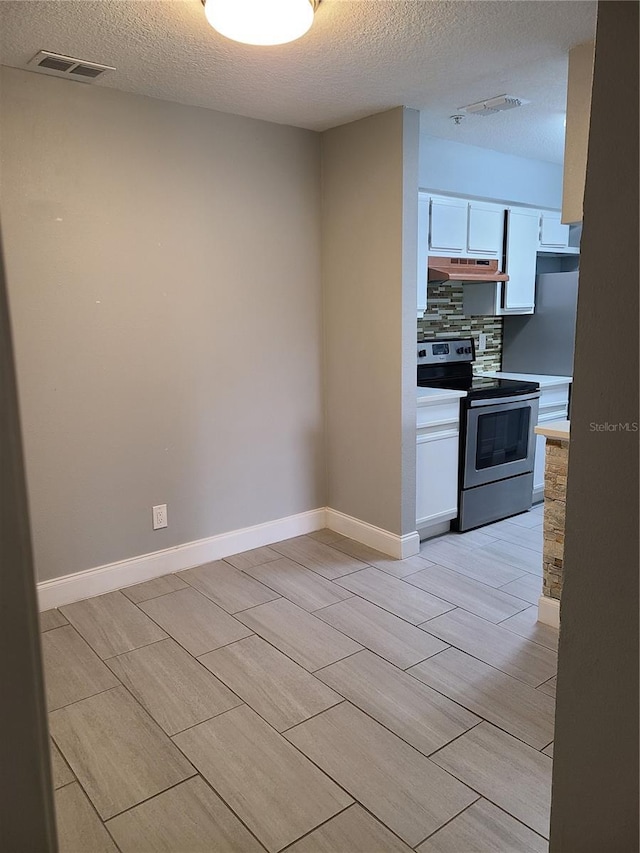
(0, 0, 597, 163)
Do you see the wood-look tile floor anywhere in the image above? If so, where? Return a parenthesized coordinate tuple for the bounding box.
(44, 505, 556, 852)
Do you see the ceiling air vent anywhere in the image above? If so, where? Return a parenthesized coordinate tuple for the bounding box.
(27, 51, 115, 83)
(460, 94, 530, 117)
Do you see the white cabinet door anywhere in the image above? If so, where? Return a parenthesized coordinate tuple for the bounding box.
(539, 211, 570, 248)
(467, 203, 504, 256)
(416, 431, 459, 527)
(417, 194, 429, 314)
(503, 208, 539, 312)
(429, 197, 467, 253)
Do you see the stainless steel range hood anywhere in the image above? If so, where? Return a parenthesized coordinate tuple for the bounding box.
(428, 256, 509, 283)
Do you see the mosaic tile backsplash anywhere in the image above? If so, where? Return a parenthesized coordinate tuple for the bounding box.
(417, 282, 503, 372)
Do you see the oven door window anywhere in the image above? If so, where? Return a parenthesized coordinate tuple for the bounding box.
(475, 407, 531, 469)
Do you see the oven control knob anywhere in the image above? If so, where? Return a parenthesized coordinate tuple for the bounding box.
(465, 346, 472, 353)
(456, 347, 464, 354)
(418, 349, 426, 358)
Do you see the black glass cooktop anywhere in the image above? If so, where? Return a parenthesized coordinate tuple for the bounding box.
(418, 375, 539, 400)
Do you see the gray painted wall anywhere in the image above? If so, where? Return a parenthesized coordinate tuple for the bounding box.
(419, 133, 564, 209)
(549, 2, 639, 849)
(0, 67, 324, 582)
(322, 108, 419, 537)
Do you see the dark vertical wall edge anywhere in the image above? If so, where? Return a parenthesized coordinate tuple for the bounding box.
(549, 2, 639, 851)
(0, 221, 58, 848)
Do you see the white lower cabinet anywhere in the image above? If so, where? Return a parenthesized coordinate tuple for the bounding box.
(416, 396, 462, 537)
(532, 382, 571, 501)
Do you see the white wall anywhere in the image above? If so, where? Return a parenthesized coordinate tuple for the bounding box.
(419, 133, 563, 209)
(322, 108, 419, 537)
(0, 67, 324, 582)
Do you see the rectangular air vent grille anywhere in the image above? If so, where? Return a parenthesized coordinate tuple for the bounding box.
(27, 51, 115, 83)
(460, 94, 530, 117)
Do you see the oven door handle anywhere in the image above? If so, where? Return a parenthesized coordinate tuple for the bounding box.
(468, 391, 541, 407)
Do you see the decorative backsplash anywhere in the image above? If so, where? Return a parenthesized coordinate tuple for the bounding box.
(417, 282, 503, 372)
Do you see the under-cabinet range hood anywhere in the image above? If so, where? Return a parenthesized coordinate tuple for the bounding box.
(428, 256, 509, 283)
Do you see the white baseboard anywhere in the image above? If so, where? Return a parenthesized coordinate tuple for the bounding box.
(37, 508, 326, 611)
(325, 508, 420, 559)
(537, 594, 560, 628)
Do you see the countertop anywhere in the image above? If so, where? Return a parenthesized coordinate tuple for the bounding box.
(416, 386, 467, 405)
(479, 371, 572, 388)
(535, 419, 571, 440)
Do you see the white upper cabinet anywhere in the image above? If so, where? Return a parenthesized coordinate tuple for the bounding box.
(428, 196, 504, 259)
(467, 202, 505, 256)
(502, 208, 540, 313)
(429, 196, 468, 253)
(539, 210, 571, 249)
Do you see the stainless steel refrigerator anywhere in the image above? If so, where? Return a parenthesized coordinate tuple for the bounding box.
(501, 271, 579, 376)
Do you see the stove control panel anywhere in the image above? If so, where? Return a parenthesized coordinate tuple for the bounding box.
(417, 338, 475, 365)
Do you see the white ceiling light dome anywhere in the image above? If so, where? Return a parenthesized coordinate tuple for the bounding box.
(203, 0, 320, 47)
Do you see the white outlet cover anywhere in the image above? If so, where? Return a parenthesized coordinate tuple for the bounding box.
(152, 504, 167, 530)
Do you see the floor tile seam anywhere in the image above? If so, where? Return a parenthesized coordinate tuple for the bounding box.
(488, 535, 544, 555)
(409, 559, 537, 600)
(314, 582, 457, 626)
(268, 541, 372, 577)
(121, 575, 188, 605)
(281, 707, 483, 847)
(278, 801, 411, 853)
(411, 795, 481, 849)
(48, 682, 123, 715)
(415, 556, 533, 590)
(406, 646, 557, 702)
(235, 599, 375, 661)
(429, 718, 555, 770)
(40, 613, 70, 633)
(50, 678, 203, 807)
(415, 599, 530, 628)
(403, 665, 555, 751)
(409, 634, 557, 690)
(59, 591, 170, 659)
(129, 589, 257, 658)
(398, 568, 531, 608)
(188, 771, 272, 852)
(398, 643, 453, 672)
(195, 624, 365, 686)
(231, 565, 358, 611)
(194, 647, 346, 733)
(302, 669, 483, 758)
(102, 769, 271, 853)
(55, 774, 127, 853)
(100, 640, 250, 735)
(425, 752, 551, 839)
(492, 623, 559, 653)
(45, 619, 127, 669)
(95, 768, 199, 824)
(284, 700, 486, 789)
(101, 636, 172, 663)
(413, 794, 549, 849)
(170, 710, 357, 851)
(474, 540, 545, 569)
(175, 569, 283, 614)
(541, 739, 554, 752)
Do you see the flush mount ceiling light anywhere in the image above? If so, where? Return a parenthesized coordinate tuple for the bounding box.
(202, 0, 321, 46)
(460, 94, 531, 117)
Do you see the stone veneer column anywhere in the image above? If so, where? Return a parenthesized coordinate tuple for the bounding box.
(542, 438, 570, 599)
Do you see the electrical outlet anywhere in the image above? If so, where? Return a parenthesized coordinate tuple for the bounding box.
(479, 333, 487, 352)
(152, 504, 167, 530)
